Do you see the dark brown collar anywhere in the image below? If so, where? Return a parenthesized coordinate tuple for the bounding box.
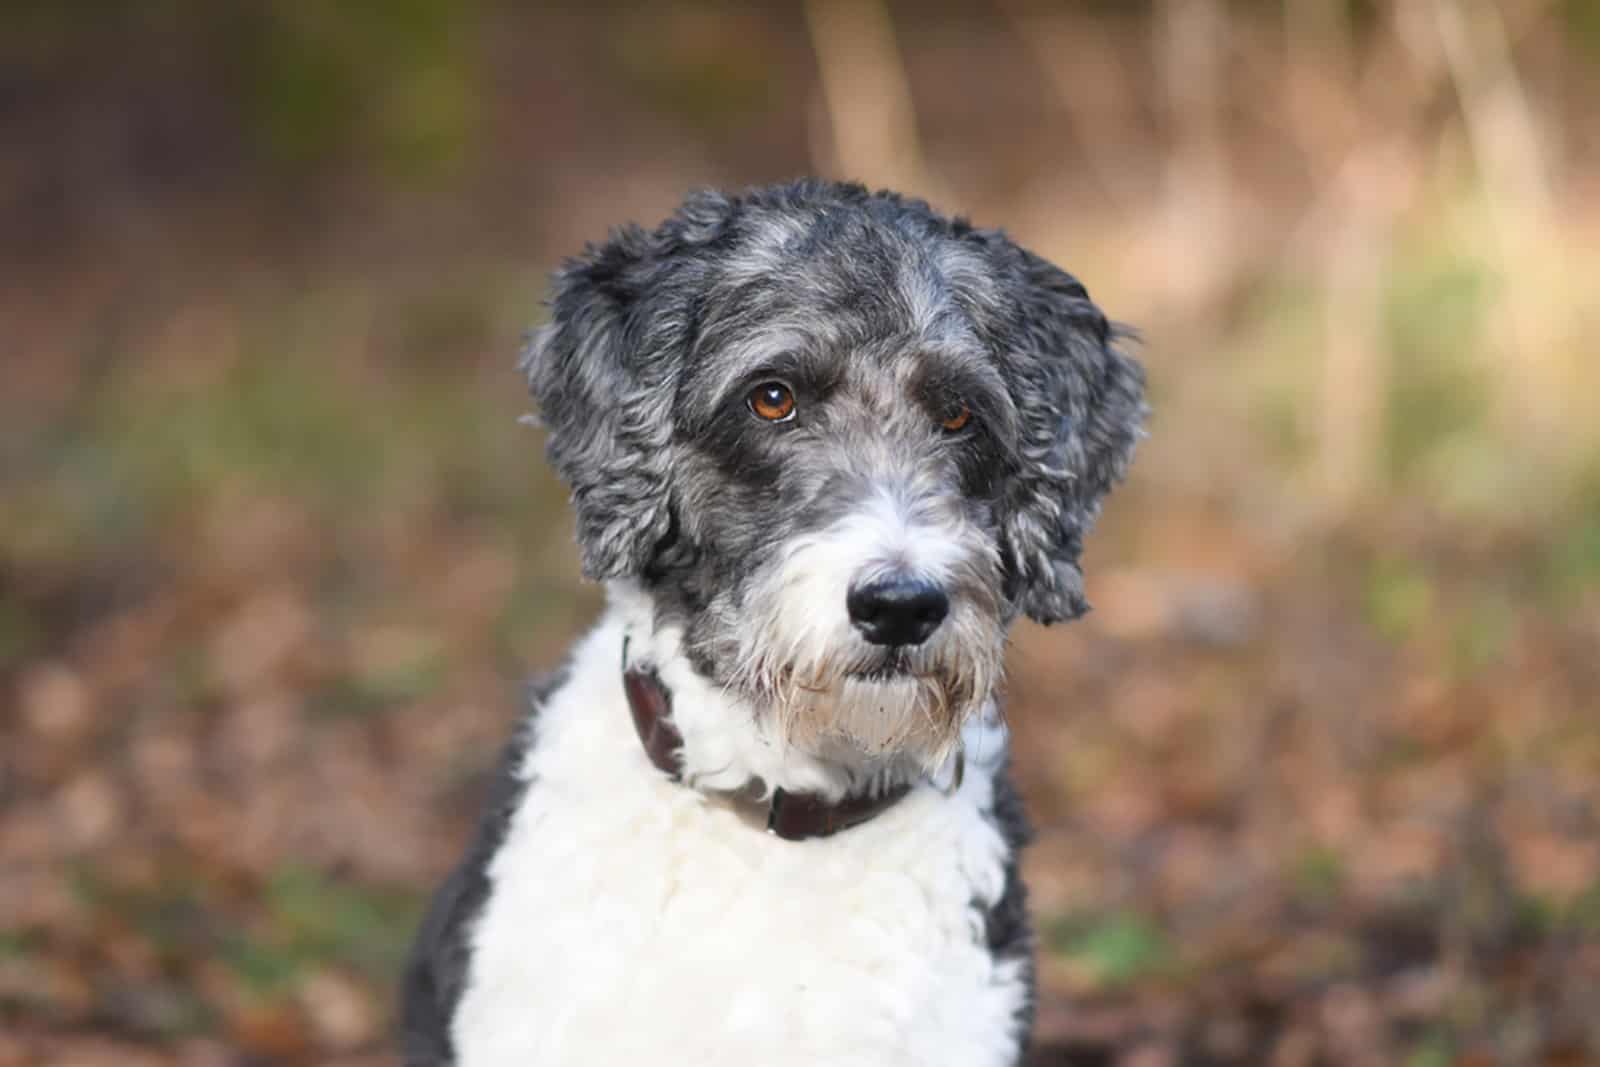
(621, 642, 915, 841)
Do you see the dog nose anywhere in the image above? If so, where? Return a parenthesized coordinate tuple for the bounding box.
(847, 576, 949, 647)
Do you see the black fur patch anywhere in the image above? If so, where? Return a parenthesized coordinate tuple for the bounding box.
(399, 669, 566, 1066)
(980, 758, 1037, 1058)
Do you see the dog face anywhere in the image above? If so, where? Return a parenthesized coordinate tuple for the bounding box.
(525, 181, 1144, 766)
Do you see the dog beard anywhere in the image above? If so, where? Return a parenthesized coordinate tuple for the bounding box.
(732, 631, 1003, 768)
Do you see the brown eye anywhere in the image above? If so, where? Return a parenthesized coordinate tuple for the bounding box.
(940, 402, 972, 433)
(748, 382, 796, 422)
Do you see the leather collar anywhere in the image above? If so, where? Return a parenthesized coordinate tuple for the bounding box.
(621, 638, 918, 841)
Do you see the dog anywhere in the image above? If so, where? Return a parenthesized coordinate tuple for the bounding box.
(402, 179, 1145, 1066)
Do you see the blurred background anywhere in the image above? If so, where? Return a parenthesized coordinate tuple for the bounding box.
(3, 2, 1598, 1064)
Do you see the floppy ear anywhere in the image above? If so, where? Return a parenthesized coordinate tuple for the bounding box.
(522, 190, 735, 580)
(987, 241, 1146, 624)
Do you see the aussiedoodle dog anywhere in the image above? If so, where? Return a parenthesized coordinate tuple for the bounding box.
(402, 179, 1145, 1067)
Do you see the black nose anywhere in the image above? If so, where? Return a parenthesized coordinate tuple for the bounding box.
(847, 576, 949, 647)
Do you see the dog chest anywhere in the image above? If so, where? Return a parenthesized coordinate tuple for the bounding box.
(450, 650, 1029, 1066)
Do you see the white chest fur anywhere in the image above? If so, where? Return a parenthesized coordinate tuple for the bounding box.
(452, 614, 1028, 1066)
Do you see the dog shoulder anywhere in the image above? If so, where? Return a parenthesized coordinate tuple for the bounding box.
(399, 668, 569, 1066)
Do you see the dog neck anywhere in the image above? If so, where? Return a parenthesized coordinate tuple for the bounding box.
(605, 581, 973, 804)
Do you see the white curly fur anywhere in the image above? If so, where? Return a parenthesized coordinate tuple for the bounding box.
(452, 590, 1027, 1067)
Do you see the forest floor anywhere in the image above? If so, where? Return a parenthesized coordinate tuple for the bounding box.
(4, 286, 1599, 1066)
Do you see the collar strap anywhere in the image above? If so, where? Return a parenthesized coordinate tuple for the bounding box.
(621, 643, 913, 841)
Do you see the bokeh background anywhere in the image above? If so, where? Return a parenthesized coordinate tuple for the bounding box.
(4, 3, 1599, 1064)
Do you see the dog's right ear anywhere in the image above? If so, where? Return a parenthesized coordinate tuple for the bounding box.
(522, 190, 735, 580)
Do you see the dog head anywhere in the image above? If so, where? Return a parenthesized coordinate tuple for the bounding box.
(525, 181, 1144, 767)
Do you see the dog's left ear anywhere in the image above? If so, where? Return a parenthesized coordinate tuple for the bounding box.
(984, 239, 1146, 624)
(523, 190, 735, 580)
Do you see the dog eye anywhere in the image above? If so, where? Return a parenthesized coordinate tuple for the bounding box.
(940, 401, 972, 433)
(748, 382, 797, 423)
